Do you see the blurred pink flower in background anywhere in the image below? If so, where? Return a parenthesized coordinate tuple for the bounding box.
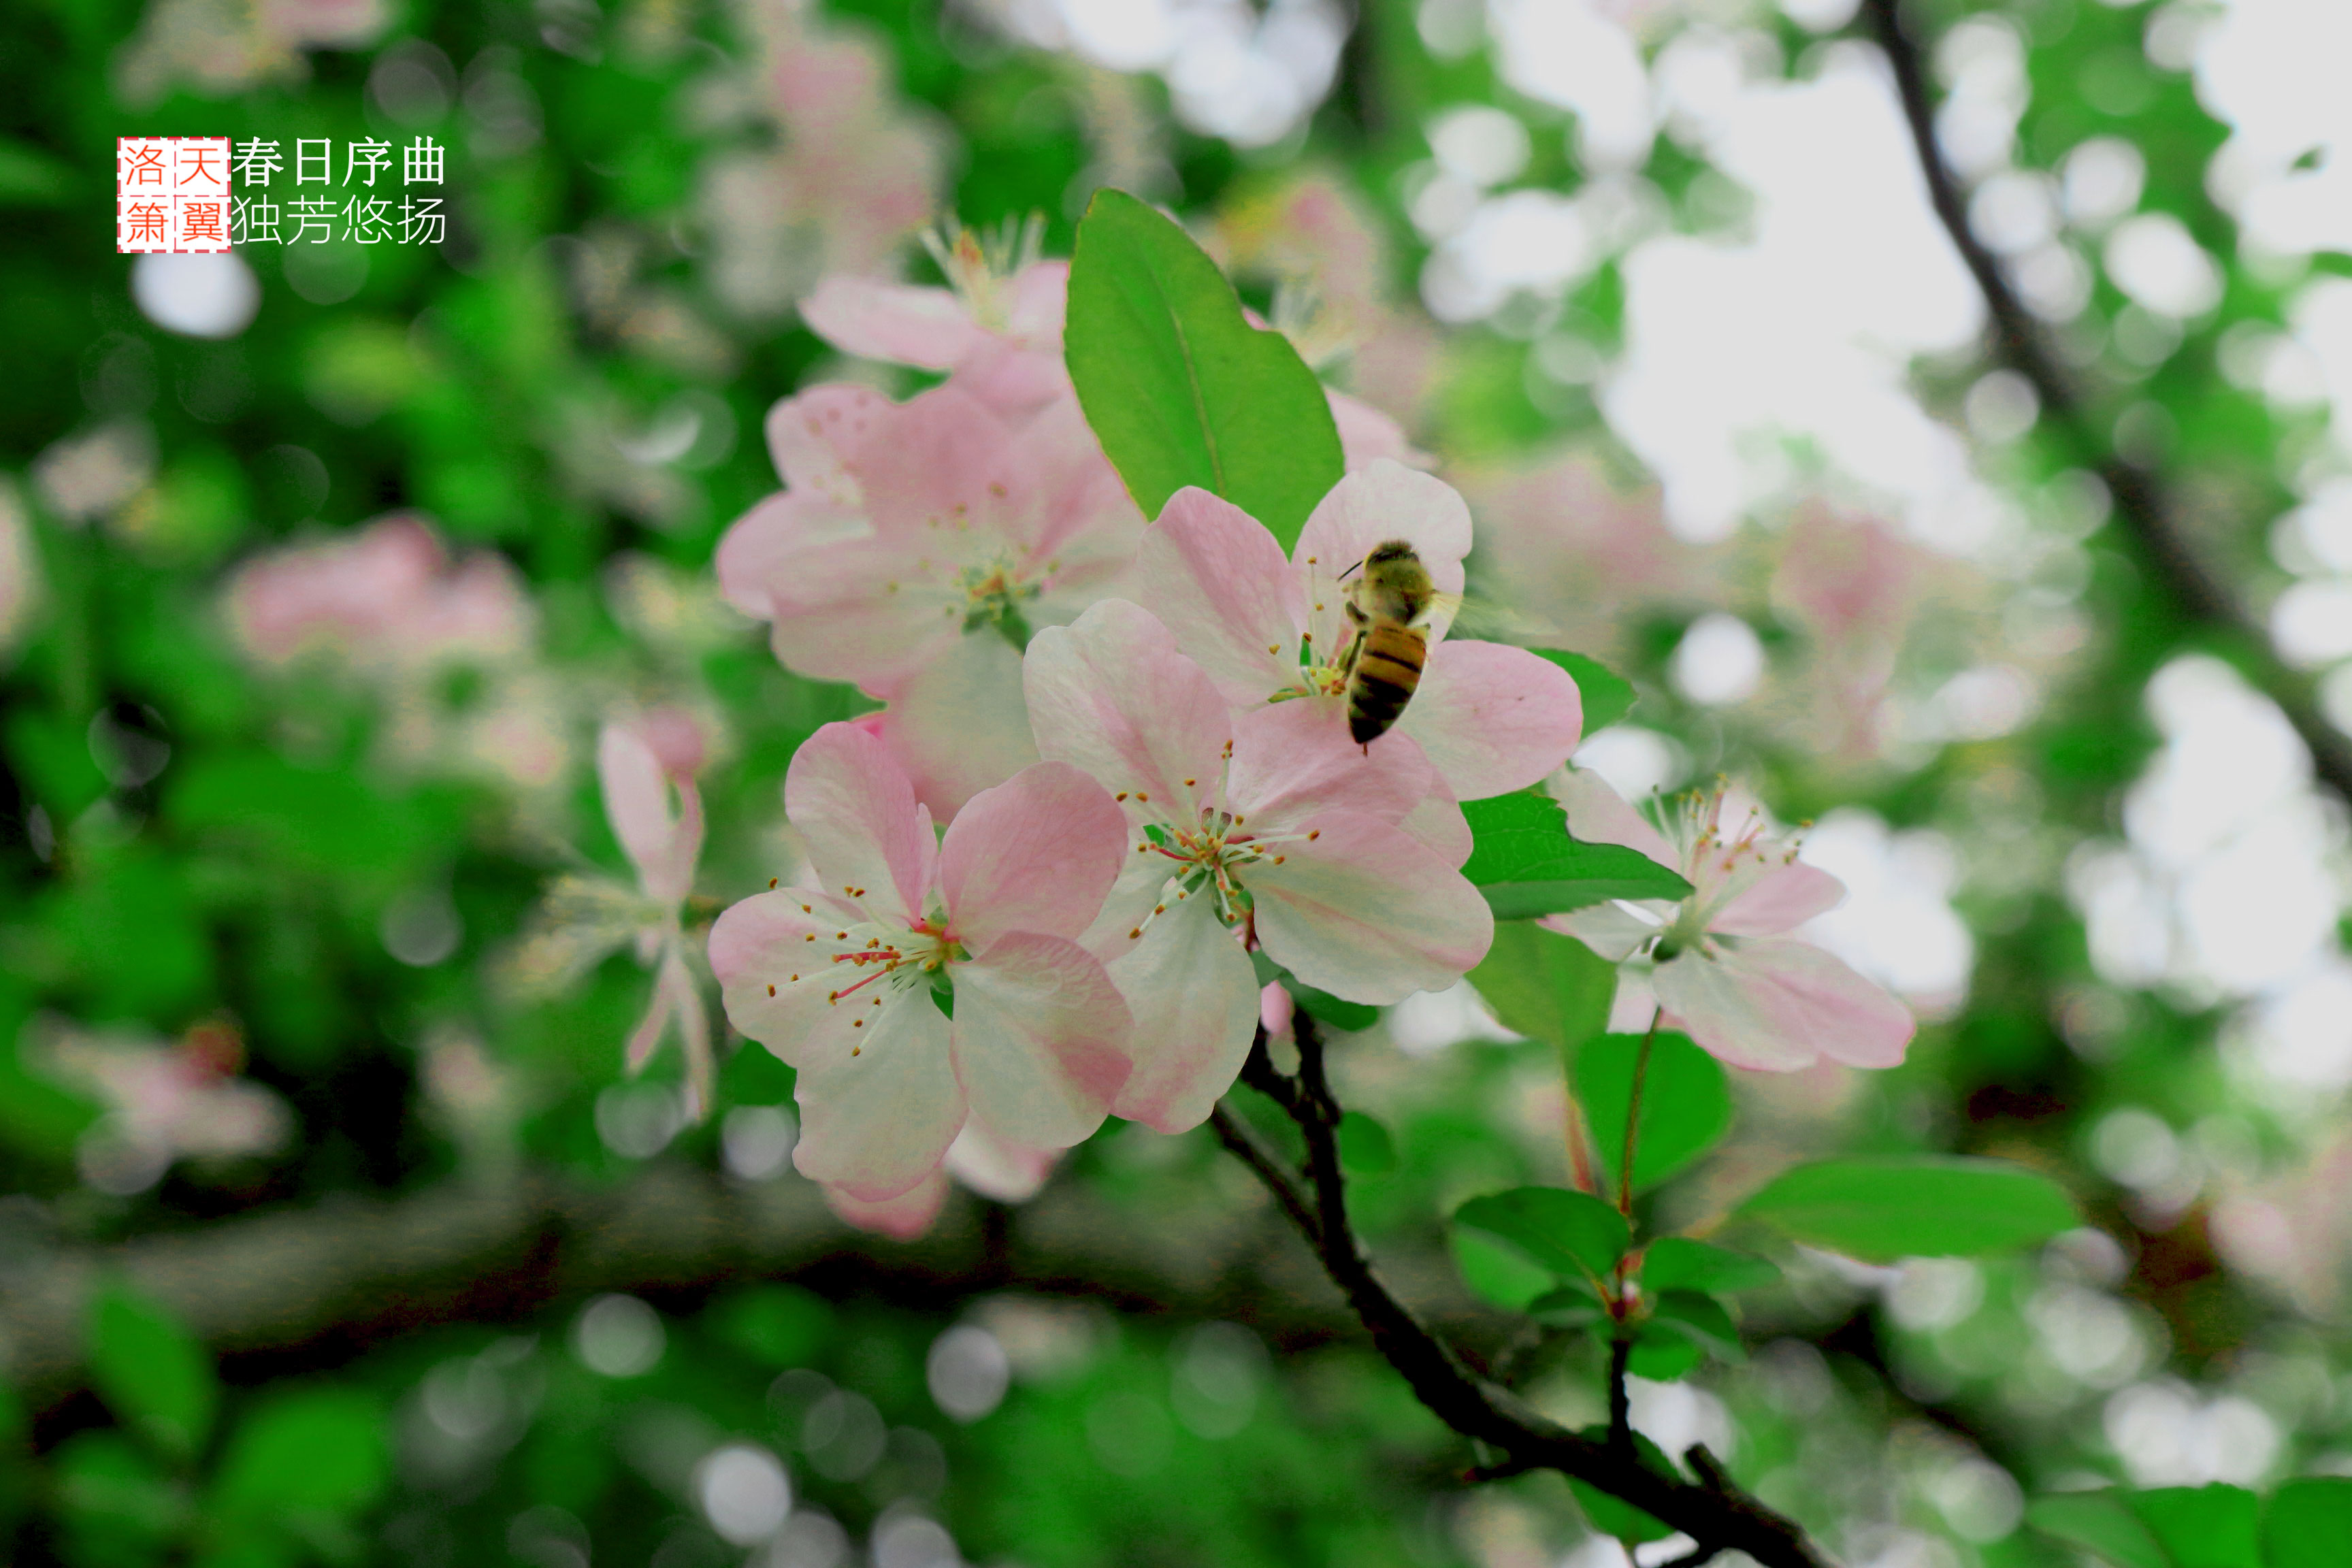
(710, 723, 1132, 1202)
(1139, 463, 1582, 801)
(600, 713, 715, 1118)
(1765, 502, 1936, 762)
(227, 514, 533, 675)
(1544, 770, 1914, 1072)
(717, 383, 1139, 815)
(1460, 451, 1714, 664)
(1026, 599, 1491, 1130)
(698, 4, 946, 318)
(34, 1016, 291, 1196)
(31, 423, 156, 527)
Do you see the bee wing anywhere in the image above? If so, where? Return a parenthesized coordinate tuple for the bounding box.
(1432, 592, 1561, 643)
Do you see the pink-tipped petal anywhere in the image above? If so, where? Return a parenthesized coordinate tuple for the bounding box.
(1328, 390, 1434, 472)
(672, 948, 714, 1123)
(783, 724, 938, 923)
(623, 954, 677, 1076)
(1399, 774, 1473, 868)
(708, 887, 869, 1064)
(791, 994, 965, 1201)
(952, 933, 1131, 1150)
(825, 1170, 951, 1240)
(1293, 461, 1471, 659)
(1395, 640, 1584, 802)
(1024, 600, 1231, 828)
(1539, 901, 1669, 963)
(1104, 896, 1261, 1133)
(1137, 489, 1307, 705)
(1712, 863, 1848, 938)
(713, 491, 868, 622)
(1654, 940, 1914, 1073)
(945, 1120, 1059, 1203)
(940, 761, 1127, 949)
(764, 384, 896, 505)
(877, 634, 1042, 820)
(1004, 261, 1071, 342)
(798, 276, 987, 370)
(600, 722, 689, 900)
(1552, 767, 1680, 871)
(1224, 699, 1429, 832)
(760, 532, 962, 691)
(1251, 812, 1494, 1004)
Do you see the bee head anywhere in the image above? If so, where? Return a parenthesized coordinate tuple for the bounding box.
(1364, 540, 1419, 568)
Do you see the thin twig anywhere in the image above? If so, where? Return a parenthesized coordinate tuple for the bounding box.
(1209, 1105, 1322, 1245)
(1217, 1014, 1831, 1568)
(1857, 0, 2352, 804)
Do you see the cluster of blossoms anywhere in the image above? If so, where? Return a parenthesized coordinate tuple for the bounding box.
(700, 227, 1915, 1222)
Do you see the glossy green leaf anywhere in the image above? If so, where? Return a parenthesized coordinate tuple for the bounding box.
(1526, 1278, 1609, 1330)
(89, 1285, 217, 1461)
(1453, 1186, 1630, 1283)
(210, 1388, 389, 1518)
(1737, 1156, 2080, 1262)
(1466, 920, 1616, 1052)
(2028, 1492, 2170, 1568)
(1531, 650, 1636, 734)
(1449, 1226, 1555, 1311)
(1624, 1323, 1705, 1381)
(1064, 187, 1343, 548)
(2263, 1478, 2352, 1568)
(1575, 1030, 1731, 1193)
(1568, 1426, 1678, 1543)
(1638, 1237, 1779, 1295)
(1460, 790, 1693, 920)
(1337, 1111, 1397, 1175)
(2132, 1486, 2261, 1568)
(1645, 1290, 1743, 1362)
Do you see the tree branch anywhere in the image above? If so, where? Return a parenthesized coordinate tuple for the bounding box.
(1220, 1012, 1831, 1568)
(1859, 0, 2352, 804)
(0, 1160, 1369, 1413)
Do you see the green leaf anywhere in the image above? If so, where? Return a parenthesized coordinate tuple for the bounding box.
(1251, 950, 1380, 1032)
(2132, 1486, 2261, 1568)
(1567, 1426, 1678, 1543)
(1461, 791, 1692, 921)
(210, 1388, 388, 1518)
(2264, 1478, 2352, 1568)
(1064, 187, 1344, 549)
(1638, 1238, 1780, 1296)
(1737, 1156, 2080, 1263)
(1526, 1278, 1608, 1330)
(1624, 1323, 1705, 1381)
(1531, 651, 1635, 734)
(1449, 1227, 1555, 1311)
(1644, 1291, 1744, 1362)
(2028, 1493, 2170, 1568)
(1454, 1186, 1631, 1284)
(1337, 1112, 1397, 1175)
(1575, 1031, 1731, 1193)
(1466, 921, 1616, 1051)
(90, 1285, 218, 1461)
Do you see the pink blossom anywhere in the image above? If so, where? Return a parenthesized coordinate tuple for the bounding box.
(35, 1017, 290, 1194)
(227, 514, 532, 675)
(1024, 600, 1492, 1131)
(1137, 462, 1583, 802)
(715, 382, 1139, 815)
(1541, 772, 1914, 1073)
(822, 1122, 1060, 1240)
(710, 723, 1132, 1201)
(696, 16, 945, 318)
(802, 222, 1071, 419)
(600, 715, 715, 1118)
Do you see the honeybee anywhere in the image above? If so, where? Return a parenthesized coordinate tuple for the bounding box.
(1339, 540, 1458, 747)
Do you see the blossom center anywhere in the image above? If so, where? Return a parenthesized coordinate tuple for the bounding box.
(956, 551, 1043, 639)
